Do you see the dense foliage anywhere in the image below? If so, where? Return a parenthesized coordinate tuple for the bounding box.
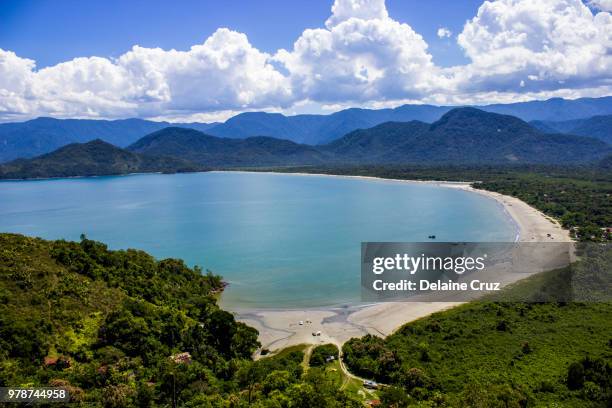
(309, 344, 339, 367)
(0, 234, 359, 406)
(343, 248, 612, 407)
(0, 139, 202, 179)
(477, 174, 611, 241)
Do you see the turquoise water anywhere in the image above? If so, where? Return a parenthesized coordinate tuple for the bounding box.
(0, 171, 516, 308)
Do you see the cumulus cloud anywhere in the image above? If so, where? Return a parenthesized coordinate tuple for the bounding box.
(437, 27, 452, 38)
(275, 0, 439, 104)
(0, 0, 610, 122)
(325, 0, 388, 27)
(0, 28, 292, 120)
(455, 0, 612, 94)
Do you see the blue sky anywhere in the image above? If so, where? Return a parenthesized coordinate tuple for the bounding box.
(0, 0, 610, 122)
(1, 0, 481, 68)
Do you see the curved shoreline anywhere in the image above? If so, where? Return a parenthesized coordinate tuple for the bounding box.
(225, 171, 572, 353)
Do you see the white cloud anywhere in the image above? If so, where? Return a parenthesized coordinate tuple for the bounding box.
(0, 50, 36, 119)
(275, 0, 440, 105)
(437, 27, 452, 38)
(587, 0, 612, 11)
(0, 0, 610, 122)
(455, 0, 612, 94)
(325, 0, 388, 28)
(0, 28, 293, 121)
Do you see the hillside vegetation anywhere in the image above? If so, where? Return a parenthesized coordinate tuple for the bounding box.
(343, 245, 612, 407)
(0, 233, 360, 406)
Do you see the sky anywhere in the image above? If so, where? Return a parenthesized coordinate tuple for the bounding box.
(0, 0, 611, 122)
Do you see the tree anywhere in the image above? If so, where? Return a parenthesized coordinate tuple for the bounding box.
(380, 386, 411, 408)
(567, 362, 585, 390)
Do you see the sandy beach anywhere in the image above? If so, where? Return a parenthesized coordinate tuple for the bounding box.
(230, 173, 572, 354)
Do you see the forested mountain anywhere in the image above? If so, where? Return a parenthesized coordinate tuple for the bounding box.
(203, 97, 612, 144)
(0, 139, 200, 179)
(0, 117, 217, 162)
(135, 109, 609, 166)
(128, 127, 330, 166)
(323, 108, 610, 164)
(2, 96, 611, 162)
(531, 114, 612, 145)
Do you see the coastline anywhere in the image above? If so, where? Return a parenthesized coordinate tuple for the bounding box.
(227, 171, 572, 354)
(3, 168, 572, 352)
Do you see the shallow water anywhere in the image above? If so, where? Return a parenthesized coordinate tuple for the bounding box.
(0, 171, 516, 308)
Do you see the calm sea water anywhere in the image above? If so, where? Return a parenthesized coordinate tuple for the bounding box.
(0, 172, 516, 309)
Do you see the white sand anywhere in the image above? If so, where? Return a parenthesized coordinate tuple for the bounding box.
(227, 173, 572, 353)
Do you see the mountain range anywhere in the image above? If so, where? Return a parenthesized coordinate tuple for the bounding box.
(323, 108, 609, 164)
(0, 118, 217, 163)
(530, 114, 612, 145)
(0, 139, 201, 179)
(1, 96, 611, 163)
(2, 107, 608, 179)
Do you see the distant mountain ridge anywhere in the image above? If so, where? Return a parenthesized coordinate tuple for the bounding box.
(128, 108, 609, 168)
(323, 108, 610, 164)
(0, 139, 201, 179)
(0, 117, 218, 163)
(530, 114, 612, 145)
(1, 96, 611, 163)
(2, 107, 609, 179)
(207, 105, 450, 145)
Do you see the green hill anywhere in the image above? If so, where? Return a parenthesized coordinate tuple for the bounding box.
(0, 233, 256, 404)
(0, 139, 201, 179)
(128, 127, 330, 167)
(0, 233, 361, 407)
